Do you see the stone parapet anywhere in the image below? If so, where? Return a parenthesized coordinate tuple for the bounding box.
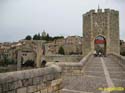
(108, 53, 125, 69)
(0, 65, 62, 93)
(55, 52, 93, 75)
(45, 55, 83, 62)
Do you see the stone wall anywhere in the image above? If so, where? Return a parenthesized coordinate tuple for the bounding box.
(55, 52, 92, 75)
(0, 52, 93, 93)
(0, 65, 62, 93)
(45, 55, 83, 62)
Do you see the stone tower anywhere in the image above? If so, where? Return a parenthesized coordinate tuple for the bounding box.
(82, 8, 120, 56)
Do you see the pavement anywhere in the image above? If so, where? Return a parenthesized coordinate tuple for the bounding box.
(60, 56, 125, 93)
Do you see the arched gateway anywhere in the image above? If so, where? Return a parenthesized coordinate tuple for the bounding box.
(82, 8, 120, 56)
(94, 35, 106, 56)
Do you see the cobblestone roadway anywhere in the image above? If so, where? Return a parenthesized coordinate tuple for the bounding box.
(61, 56, 125, 93)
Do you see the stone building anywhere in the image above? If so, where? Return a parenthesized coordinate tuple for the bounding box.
(17, 43, 36, 64)
(64, 36, 82, 55)
(54, 38, 66, 54)
(66, 36, 82, 45)
(44, 42, 57, 55)
(54, 38, 65, 46)
(0, 43, 12, 61)
(45, 36, 82, 55)
(17, 40, 45, 68)
(83, 8, 120, 56)
(0, 40, 45, 68)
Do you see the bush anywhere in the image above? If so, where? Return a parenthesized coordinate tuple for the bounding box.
(58, 46, 65, 55)
(25, 35, 32, 40)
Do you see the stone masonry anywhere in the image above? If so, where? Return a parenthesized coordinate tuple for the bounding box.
(0, 65, 62, 93)
(83, 8, 120, 56)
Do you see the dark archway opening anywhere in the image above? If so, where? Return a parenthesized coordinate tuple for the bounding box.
(94, 36, 106, 56)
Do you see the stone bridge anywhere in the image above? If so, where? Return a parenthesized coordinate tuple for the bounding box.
(0, 8, 123, 93)
(0, 52, 125, 93)
(60, 53, 125, 93)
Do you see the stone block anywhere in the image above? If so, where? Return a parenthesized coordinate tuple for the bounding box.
(2, 83, 8, 92)
(53, 85, 59, 91)
(0, 85, 2, 93)
(51, 79, 62, 86)
(8, 82, 15, 90)
(40, 88, 47, 93)
(22, 78, 32, 87)
(14, 80, 23, 89)
(34, 91, 41, 93)
(43, 76, 47, 82)
(33, 77, 40, 85)
(46, 74, 54, 81)
(17, 87, 27, 93)
(8, 90, 16, 93)
(72, 70, 82, 75)
(39, 76, 44, 84)
(27, 85, 37, 93)
(37, 83, 46, 90)
(47, 86, 53, 93)
(55, 73, 61, 79)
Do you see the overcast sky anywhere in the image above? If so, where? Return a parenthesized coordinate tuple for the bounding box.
(0, 0, 125, 42)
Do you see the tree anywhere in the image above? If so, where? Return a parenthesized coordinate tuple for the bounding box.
(46, 33, 50, 41)
(33, 34, 38, 40)
(58, 46, 65, 55)
(33, 33, 41, 40)
(53, 36, 64, 40)
(38, 33, 41, 40)
(25, 35, 32, 40)
(31, 32, 64, 41)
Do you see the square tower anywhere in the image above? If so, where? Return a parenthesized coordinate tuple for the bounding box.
(82, 9, 120, 56)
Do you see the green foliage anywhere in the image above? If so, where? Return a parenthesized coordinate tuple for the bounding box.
(25, 35, 32, 40)
(58, 46, 65, 55)
(46, 33, 50, 41)
(33, 34, 41, 40)
(25, 32, 64, 41)
(41, 33, 50, 41)
(52, 36, 64, 40)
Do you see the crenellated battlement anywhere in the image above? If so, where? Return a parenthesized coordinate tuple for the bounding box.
(83, 8, 119, 16)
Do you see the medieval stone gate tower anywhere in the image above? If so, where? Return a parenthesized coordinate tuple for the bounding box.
(82, 8, 120, 56)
